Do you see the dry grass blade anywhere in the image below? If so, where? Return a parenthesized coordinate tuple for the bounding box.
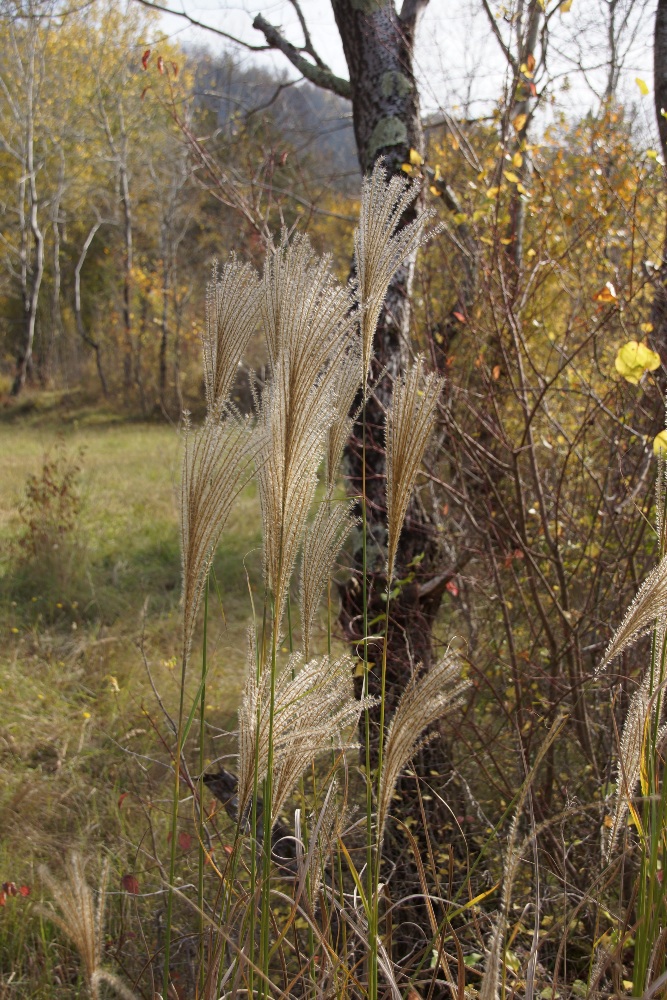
(597, 554, 667, 672)
(386, 357, 443, 583)
(202, 257, 261, 410)
(326, 347, 362, 489)
(237, 653, 373, 821)
(377, 652, 469, 845)
(181, 407, 262, 665)
(478, 715, 565, 1000)
(355, 162, 434, 378)
(39, 854, 138, 1000)
(300, 490, 357, 659)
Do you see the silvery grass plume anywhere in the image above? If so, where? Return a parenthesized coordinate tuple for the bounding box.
(180, 407, 262, 666)
(256, 234, 358, 625)
(295, 777, 344, 908)
(202, 256, 261, 411)
(386, 357, 444, 583)
(604, 672, 654, 861)
(478, 716, 564, 1000)
(237, 651, 374, 823)
(596, 554, 667, 672)
(326, 346, 363, 491)
(300, 490, 357, 660)
(355, 163, 435, 380)
(377, 651, 470, 846)
(39, 854, 138, 1000)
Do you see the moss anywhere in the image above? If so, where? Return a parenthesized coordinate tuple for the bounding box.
(380, 71, 413, 98)
(367, 116, 408, 162)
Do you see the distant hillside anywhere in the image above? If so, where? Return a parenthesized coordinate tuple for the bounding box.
(191, 50, 358, 186)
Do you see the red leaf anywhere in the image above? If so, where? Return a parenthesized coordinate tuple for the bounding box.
(141, 49, 150, 70)
(529, 82, 537, 96)
(18, 885, 30, 897)
(223, 845, 234, 856)
(177, 832, 192, 852)
(0, 891, 5, 907)
(121, 874, 140, 895)
(445, 579, 459, 597)
(157, 55, 164, 75)
(118, 792, 128, 809)
(453, 311, 466, 324)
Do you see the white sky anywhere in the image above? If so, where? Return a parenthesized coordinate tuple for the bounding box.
(151, 1, 657, 135)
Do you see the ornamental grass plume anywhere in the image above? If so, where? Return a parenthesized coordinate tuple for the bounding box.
(597, 555, 667, 672)
(376, 651, 469, 846)
(325, 346, 362, 490)
(39, 854, 138, 1000)
(202, 257, 261, 410)
(256, 233, 358, 623)
(180, 407, 262, 666)
(386, 357, 444, 583)
(300, 491, 357, 659)
(355, 163, 435, 378)
(237, 651, 373, 822)
(603, 670, 658, 861)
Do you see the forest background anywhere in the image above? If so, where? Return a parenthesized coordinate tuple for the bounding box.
(3, 0, 667, 998)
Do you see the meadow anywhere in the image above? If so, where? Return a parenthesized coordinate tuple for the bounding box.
(0, 399, 260, 996)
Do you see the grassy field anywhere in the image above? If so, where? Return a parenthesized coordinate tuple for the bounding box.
(0, 401, 263, 995)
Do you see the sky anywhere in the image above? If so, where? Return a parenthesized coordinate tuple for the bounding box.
(150, 0, 657, 134)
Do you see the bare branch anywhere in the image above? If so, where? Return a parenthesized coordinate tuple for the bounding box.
(480, 0, 518, 72)
(132, 0, 270, 50)
(252, 13, 351, 99)
(399, 0, 430, 29)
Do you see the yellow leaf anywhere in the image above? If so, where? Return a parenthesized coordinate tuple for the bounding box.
(520, 63, 534, 79)
(517, 183, 528, 194)
(401, 163, 413, 174)
(429, 185, 441, 196)
(592, 281, 617, 303)
(500, 237, 513, 245)
(527, 248, 536, 257)
(513, 113, 527, 133)
(512, 151, 523, 167)
(615, 341, 661, 384)
(560, 0, 573, 11)
(480, 236, 494, 246)
(636, 77, 649, 96)
(409, 148, 424, 166)
(654, 430, 667, 456)
(486, 186, 500, 199)
(641, 322, 654, 333)
(647, 149, 659, 159)
(503, 170, 520, 183)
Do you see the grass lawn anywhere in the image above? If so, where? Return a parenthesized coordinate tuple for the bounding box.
(0, 404, 263, 995)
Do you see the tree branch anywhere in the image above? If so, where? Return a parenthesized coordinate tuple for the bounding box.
(132, 0, 270, 50)
(252, 13, 351, 99)
(480, 0, 518, 72)
(399, 0, 430, 30)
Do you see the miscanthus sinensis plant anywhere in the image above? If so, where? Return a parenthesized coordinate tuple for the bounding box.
(160, 162, 468, 1000)
(597, 453, 667, 996)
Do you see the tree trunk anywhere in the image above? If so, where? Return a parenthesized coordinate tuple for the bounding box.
(331, 0, 444, 705)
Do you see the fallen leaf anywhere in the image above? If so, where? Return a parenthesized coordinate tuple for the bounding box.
(121, 874, 140, 895)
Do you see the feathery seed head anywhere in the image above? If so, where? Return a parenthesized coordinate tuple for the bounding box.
(386, 357, 443, 583)
(356, 162, 436, 379)
(180, 407, 263, 667)
(597, 554, 667, 672)
(377, 652, 469, 845)
(300, 490, 358, 660)
(39, 854, 138, 1000)
(238, 652, 373, 823)
(203, 257, 261, 411)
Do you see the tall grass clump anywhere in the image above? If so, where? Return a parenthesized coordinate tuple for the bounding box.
(599, 453, 667, 996)
(155, 161, 469, 999)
